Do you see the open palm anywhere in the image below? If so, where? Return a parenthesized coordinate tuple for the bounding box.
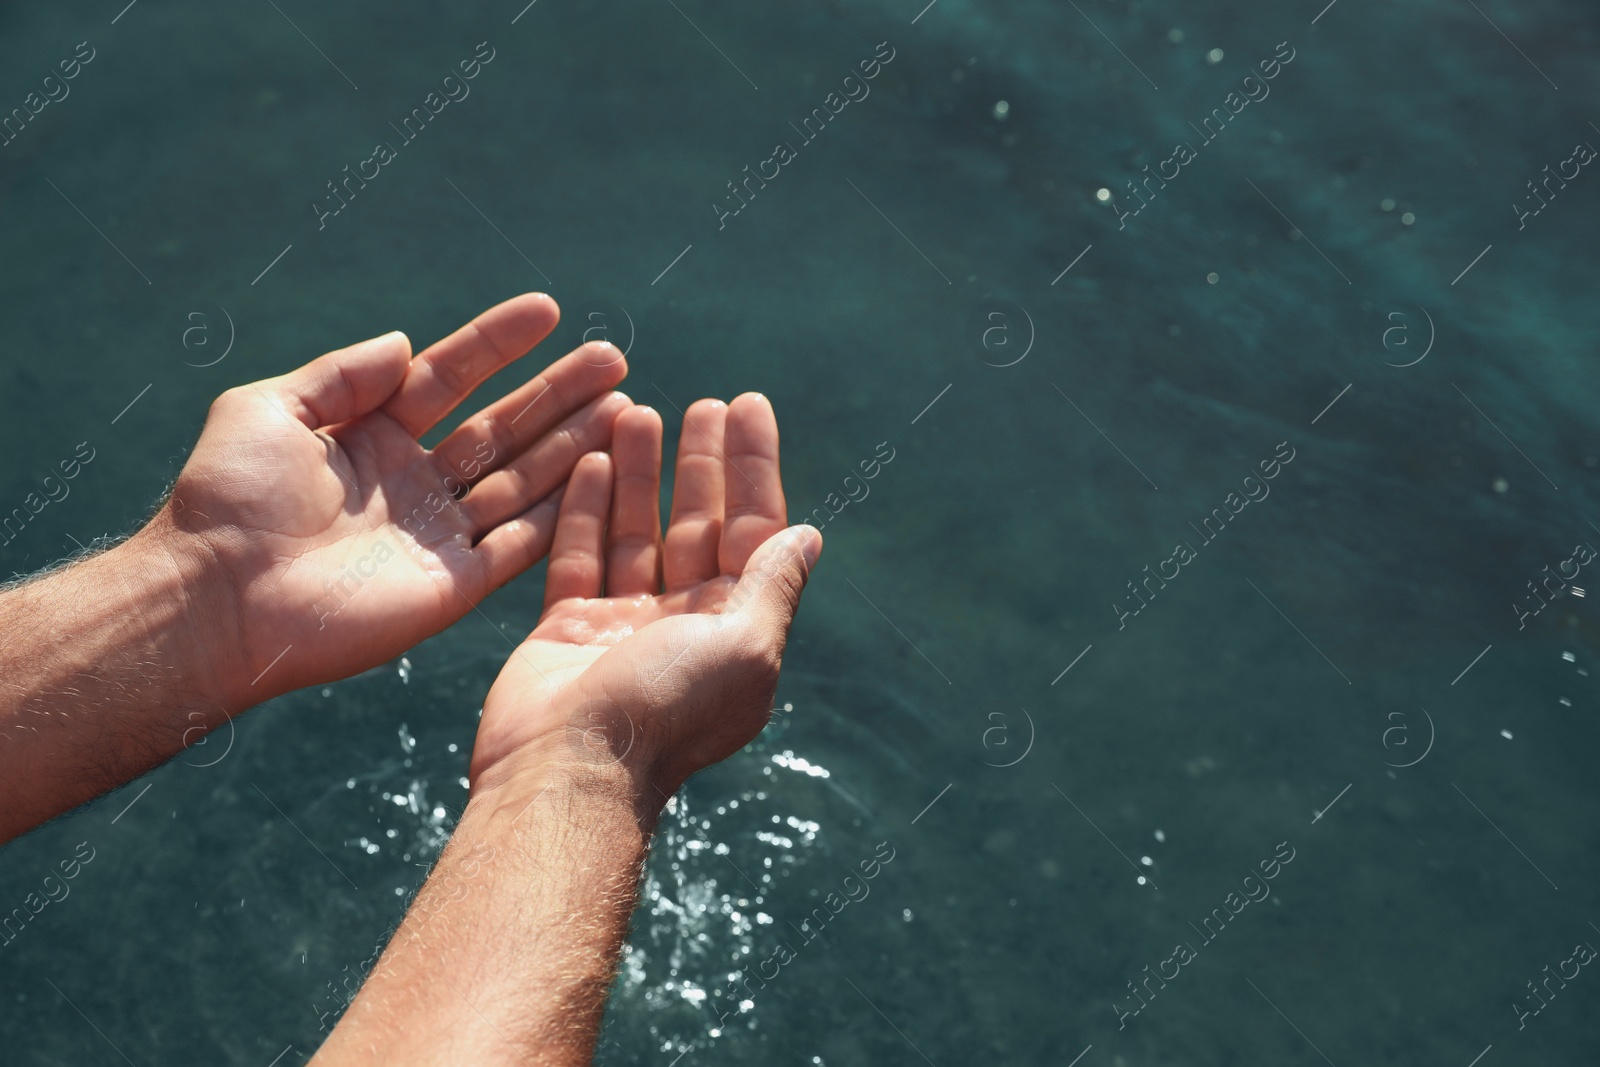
(167, 294, 630, 704)
(472, 394, 821, 797)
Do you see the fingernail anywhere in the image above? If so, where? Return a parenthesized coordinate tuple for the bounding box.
(798, 525, 823, 568)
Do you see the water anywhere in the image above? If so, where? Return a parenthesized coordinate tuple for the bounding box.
(2, 0, 1599, 1063)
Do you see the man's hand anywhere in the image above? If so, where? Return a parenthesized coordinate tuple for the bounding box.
(313, 395, 820, 1067)
(165, 292, 629, 708)
(468, 393, 823, 809)
(0, 292, 628, 843)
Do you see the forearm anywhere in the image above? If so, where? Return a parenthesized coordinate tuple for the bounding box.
(0, 511, 241, 841)
(313, 749, 660, 1067)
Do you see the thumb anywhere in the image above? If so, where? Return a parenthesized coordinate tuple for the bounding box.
(727, 524, 823, 634)
(271, 330, 412, 428)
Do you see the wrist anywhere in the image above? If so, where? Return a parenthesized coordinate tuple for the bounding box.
(322, 711, 658, 1067)
(469, 726, 669, 836)
(116, 506, 249, 715)
(0, 509, 247, 840)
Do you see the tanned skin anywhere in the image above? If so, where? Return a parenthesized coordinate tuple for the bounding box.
(0, 294, 820, 1065)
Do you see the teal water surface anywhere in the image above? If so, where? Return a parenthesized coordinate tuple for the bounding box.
(2, 1, 1600, 1064)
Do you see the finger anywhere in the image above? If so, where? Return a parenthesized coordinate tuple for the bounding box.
(381, 293, 563, 438)
(544, 453, 613, 610)
(726, 524, 823, 636)
(663, 398, 727, 592)
(472, 485, 565, 594)
(461, 391, 631, 534)
(718, 392, 787, 575)
(430, 339, 628, 487)
(604, 406, 664, 597)
(269, 331, 412, 428)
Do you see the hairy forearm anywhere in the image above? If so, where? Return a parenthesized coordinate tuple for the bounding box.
(0, 512, 240, 841)
(314, 751, 659, 1067)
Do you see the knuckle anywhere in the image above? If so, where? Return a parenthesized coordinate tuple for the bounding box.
(428, 354, 474, 395)
(473, 414, 509, 464)
(730, 619, 786, 676)
(208, 386, 249, 420)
